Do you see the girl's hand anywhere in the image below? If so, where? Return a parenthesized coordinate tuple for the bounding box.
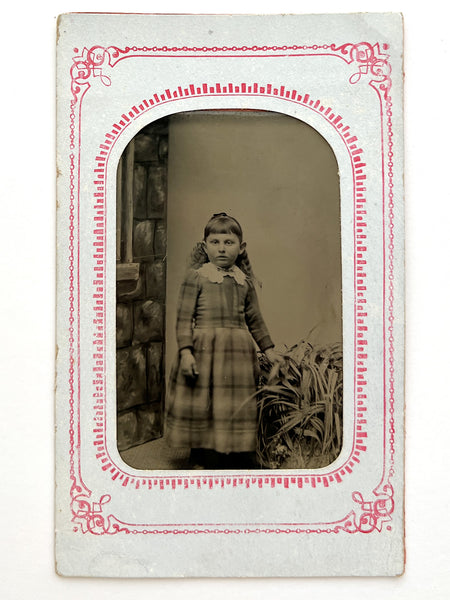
(180, 349, 199, 379)
(264, 347, 284, 366)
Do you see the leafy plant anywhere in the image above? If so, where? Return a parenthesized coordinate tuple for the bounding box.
(254, 341, 343, 469)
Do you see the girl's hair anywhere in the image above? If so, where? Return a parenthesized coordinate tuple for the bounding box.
(204, 212, 243, 242)
(189, 212, 258, 282)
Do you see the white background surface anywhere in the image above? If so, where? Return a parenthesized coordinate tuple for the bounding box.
(1, 0, 448, 597)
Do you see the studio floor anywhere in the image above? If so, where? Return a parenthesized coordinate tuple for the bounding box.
(120, 436, 191, 470)
(120, 436, 261, 470)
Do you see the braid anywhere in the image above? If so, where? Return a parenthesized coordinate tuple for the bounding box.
(235, 249, 253, 278)
(189, 241, 209, 269)
(236, 249, 261, 287)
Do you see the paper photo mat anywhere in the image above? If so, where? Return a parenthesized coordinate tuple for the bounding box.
(55, 12, 404, 577)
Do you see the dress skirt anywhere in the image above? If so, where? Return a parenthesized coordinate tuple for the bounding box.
(165, 327, 260, 453)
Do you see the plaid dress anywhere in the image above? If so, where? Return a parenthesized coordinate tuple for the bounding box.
(165, 264, 273, 453)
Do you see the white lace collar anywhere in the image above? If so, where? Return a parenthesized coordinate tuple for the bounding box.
(197, 262, 247, 285)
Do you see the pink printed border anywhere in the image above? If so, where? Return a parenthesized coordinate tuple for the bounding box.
(67, 43, 396, 535)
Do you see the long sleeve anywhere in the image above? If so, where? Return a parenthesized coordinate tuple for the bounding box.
(175, 269, 201, 351)
(244, 281, 274, 352)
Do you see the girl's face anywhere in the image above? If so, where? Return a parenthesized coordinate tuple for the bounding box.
(203, 232, 245, 269)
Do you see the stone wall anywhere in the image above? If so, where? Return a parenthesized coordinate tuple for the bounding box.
(116, 118, 168, 453)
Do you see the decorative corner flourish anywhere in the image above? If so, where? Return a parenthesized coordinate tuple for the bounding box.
(70, 481, 130, 535)
(342, 483, 394, 533)
(70, 45, 129, 103)
(330, 42, 392, 99)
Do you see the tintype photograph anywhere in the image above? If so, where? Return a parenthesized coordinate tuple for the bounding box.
(116, 110, 343, 471)
(55, 12, 404, 577)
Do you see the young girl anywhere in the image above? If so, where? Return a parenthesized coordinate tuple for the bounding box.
(165, 213, 280, 469)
